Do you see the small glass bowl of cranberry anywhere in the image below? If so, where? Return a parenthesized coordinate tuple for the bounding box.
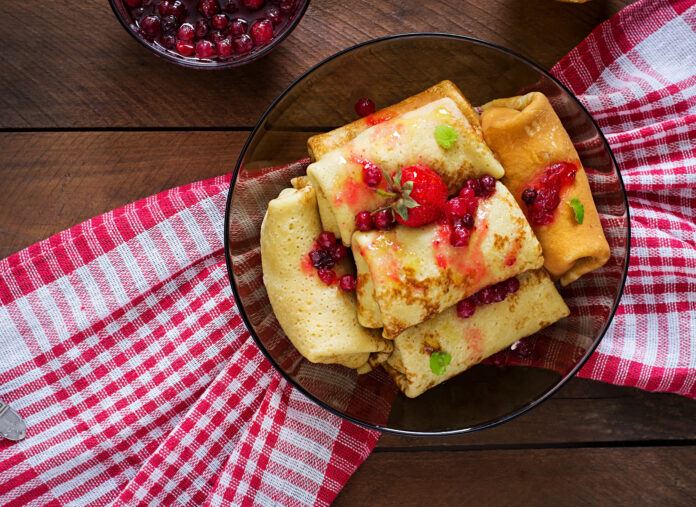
(109, 0, 310, 68)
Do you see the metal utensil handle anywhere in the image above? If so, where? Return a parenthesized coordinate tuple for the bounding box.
(0, 398, 27, 441)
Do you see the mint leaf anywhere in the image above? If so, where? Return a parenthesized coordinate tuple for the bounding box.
(568, 197, 584, 224)
(435, 124, 458, 149)
(429, 350, 452, 375)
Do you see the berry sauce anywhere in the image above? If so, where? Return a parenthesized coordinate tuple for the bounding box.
(521, 161, 577, 226)
(123, 0, 303, 62)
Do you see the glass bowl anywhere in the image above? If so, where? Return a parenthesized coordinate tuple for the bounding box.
(224, 34, 630, 436)
(108, 0, 310, 69)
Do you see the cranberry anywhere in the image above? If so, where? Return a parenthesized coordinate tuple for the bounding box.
(477, 286, 495, 305)
(250, 19, 273, 45)
(521, 188, 537, 204)
(479, 175, 496, 197)
(373, 209, 396, 231)
(176, 40, 195, 56)
(362, 162, 382, 187)
(177, 22, 194, 41)
(125, 0, 142, 7)
(354, 98, 375, 117)
(463, 178, 481, 196)
(228, 18, 248, 35)
(505, 277, 520, 294)
(232, 34, 254, 53)
(194, 18, 210, 38)
(316, 231, 336, 249)
(330, 243, 347, 261)
(198, 0, 220, 17)
(243, 0, 265, 9)
(492, 282, 507, 303)
(132, 7, 146, 19)
(445, 197, 468, 219)
(158, 1, 186, 19)
(459, 187, 475, 200)
(317, 269, 336, 285)
(161, 15, 178, 35)
(355, 211, 373, 232)
(309, 249, 335, 270)
(512, 339, 533, 358)
(456, 298, 476, 319)
(339, 274, 357, 292)
(217, 37, 233, 57)
(266, 7, 282, 26)
(221, 0, 238, 13)
(460, 213, 474, 229)
(211, 14, 228, 30)
(450, 224, 470, 247)
(210, 30, 227, 43)
(140, 16, 161, 39)
(279, 0, 295, 13)
(160, 34, 177, 48)
(195, 39, 216, 58)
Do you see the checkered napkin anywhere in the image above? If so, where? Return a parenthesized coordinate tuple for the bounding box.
(1, 0, 695, 504)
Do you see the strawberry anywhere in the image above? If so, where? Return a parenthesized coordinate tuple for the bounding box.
(375, 164, 447, 227)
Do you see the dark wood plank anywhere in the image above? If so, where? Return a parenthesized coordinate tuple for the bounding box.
(0, 131, 247, 259)
(334, 446, 696, 506)
(0, 0, 633, 128)
(377, 377, 696, 448)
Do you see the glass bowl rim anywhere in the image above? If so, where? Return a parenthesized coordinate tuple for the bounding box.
(223, 32, 632, 437)
(107, 0, 311, 69)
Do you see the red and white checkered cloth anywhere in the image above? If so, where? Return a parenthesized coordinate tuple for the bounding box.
(1, 0, 695, 504)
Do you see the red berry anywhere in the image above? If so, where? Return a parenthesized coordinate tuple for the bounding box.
(492, 282, 508, 303)
(477, 286, 495, 305)
(177, 22, 194, 41)
(228, 18, 247, 35)
(217, 37, 233, 58)
(198, 0, 220, 17)
(279, 0, 295, 13)
(176, 40, 195, 56)
(463, 178, 481, 196)
(232, 34, 253, 53)
(445, 197, 468, 219)
(194, 18, 210, 38)
(161, 34, 177, 48)
(394, 165, 448, 227)
(140, 16, 161, 39)
(161, 15, 178, 35)
(512, 339, 533, 358)
(479, 175, 496, 197)
(330, 243, 347, 261)
(491, 352, 506, 368)
(309, 249, 334, 270)
(449, 224, 470, 247)
(250, 19, 273, 45)
(339, 274, 357, 291)
(355, 98, 376, 117)
(362, 162, 382, 187)
(158, 1, 186, 19)
(456, 298, 476, 319)
(243, 0, 265, 9)
(317, 269, 336, 285)
(221, 0, 238, 13)
(460, 213, 474, 229)
(459, 187, 475, 200)
(355, 211, 373, 231)
(521, 188, 537, 204)
(505, 277, 520, 294)
(211, 13, 228, 30)
(195, 39, 216, 58)
(316, 231, 336, 250)
(210, 30, 226, 43)
(373, 209, 396, 231)
(266, 7, 282, 26)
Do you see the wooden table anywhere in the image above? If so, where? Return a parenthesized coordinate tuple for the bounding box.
(2, 0, 695, 504)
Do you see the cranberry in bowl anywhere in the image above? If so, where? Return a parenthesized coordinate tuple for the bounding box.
(109, 0, 310, 68)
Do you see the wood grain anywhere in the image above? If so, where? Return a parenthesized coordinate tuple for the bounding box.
(0, 131, 246, 259)
(0, 0, 632, 128)
(334, 446, 696, 506)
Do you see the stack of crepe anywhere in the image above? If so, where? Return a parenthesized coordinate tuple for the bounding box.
(260, 81, 609, 397)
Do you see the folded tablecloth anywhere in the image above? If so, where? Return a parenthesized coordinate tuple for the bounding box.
(1, 0, 694, 504)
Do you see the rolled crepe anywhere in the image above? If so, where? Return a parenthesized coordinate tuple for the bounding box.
(352, 182, 544, 338)
(383, 269, 570, 398)
(307, 80, 483, 162)
(307, 97, 505, 245)
(480, 92, 610, 286)
(260, 180, 392, 370)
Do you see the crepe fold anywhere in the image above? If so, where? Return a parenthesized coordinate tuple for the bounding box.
(383, 269, 570, 398)
(260, 180, 392, 371)
(306, 96, 505, 246)
(352, 182, 544, 338)
(480, 92, 610, 286)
